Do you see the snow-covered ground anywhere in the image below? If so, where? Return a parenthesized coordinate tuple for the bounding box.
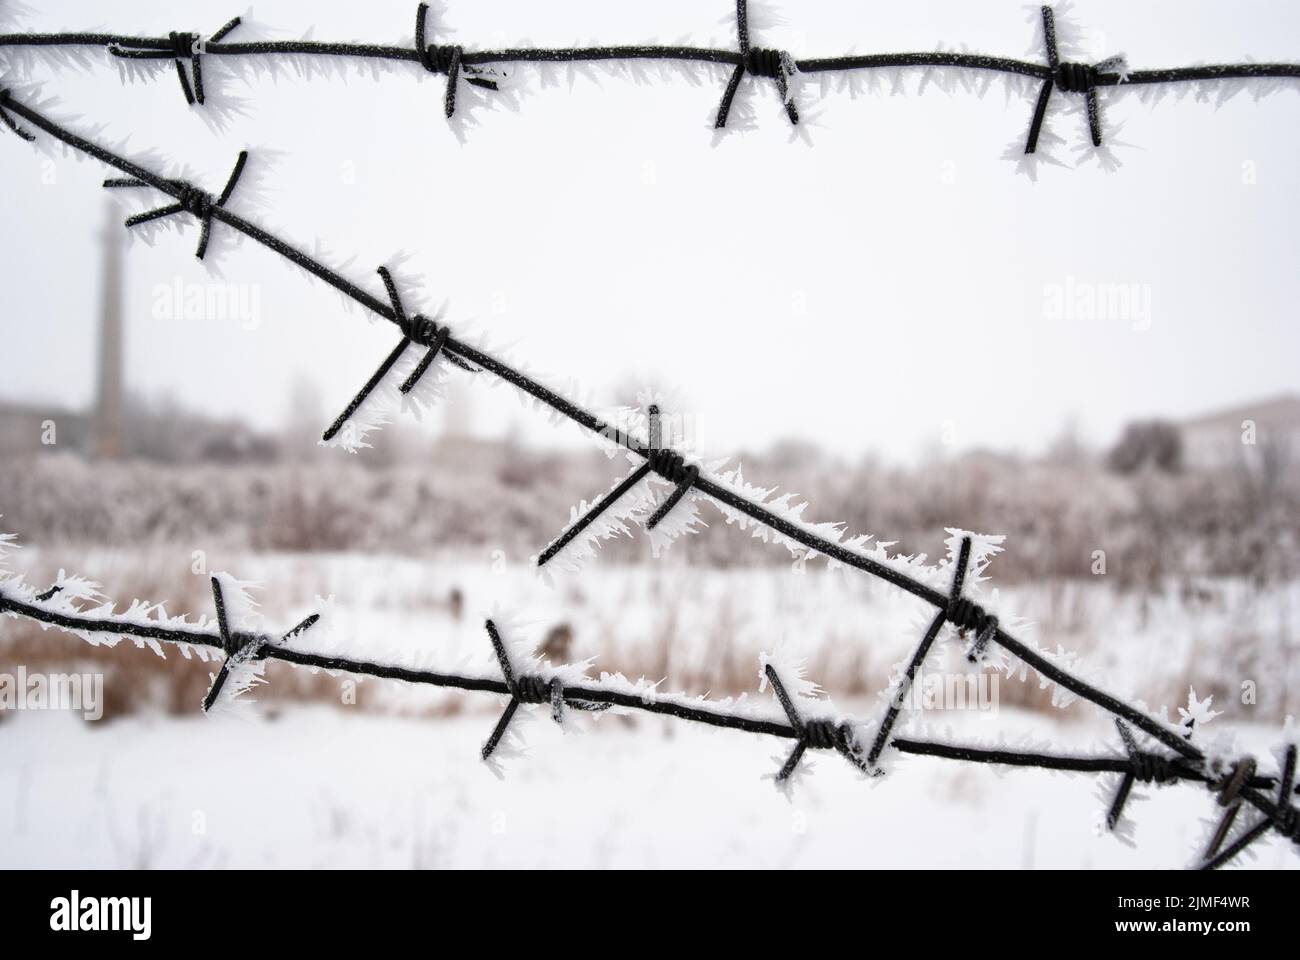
(3, 545, 1298, 868)
(1, 705, 1296, 869)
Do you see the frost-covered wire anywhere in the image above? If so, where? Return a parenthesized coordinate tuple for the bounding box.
(0, 2, 1296, 153)
(3, 57, 1300, 867)
(1, 91, 1060, 681)
(103, 149, 249, 260)
(321, 265, 477, 446)
(1, 89, 1293, 835)
(0, 548, 1297, 869)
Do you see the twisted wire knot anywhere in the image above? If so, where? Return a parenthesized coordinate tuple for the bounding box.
(514, 674, 552, 705)
(168, 31, 197, 59)
(201, 576, 319, 713)
(400, 312, 441, 346)
(107, 18, 244, 107)
(224, 630, 265, 658)
(1130, 750, 1177, 784)
(1201, 756, 1262, 864)
(1054, 61, 1097, 93)
(648, 449, 695, 485)
(745, 47, 786, 78)
(420, 43, 462, 75)
(1274, 804, 1299, 838)
(107, 32, 195, 60)
(1106, 720, 1180, 832)
(176, 183, 213, 220)
(714, 3, 800, 128)
(1271, 804, 1299, 840)
(802, 718, 854, 752)
(481, 622, 588, 759)
(107, 15, 243, 63)
(1024, 7, 1117, 153)
(318, 263, 478, 444)
(643, 447, 699, 529)
(414, 3, 498, 118)
(948, 593, 998, 662)
(764, 663, 868, 784)
(375, 266, 454, 352)
(104, 151, 247, 261)
(946, 596, 992, 634)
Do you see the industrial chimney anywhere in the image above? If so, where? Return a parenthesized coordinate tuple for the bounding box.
(93, 200, 125, 459)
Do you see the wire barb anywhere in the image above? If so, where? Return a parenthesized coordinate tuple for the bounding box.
(482, 619, 526, 758)
(321, 265, 473, 444)
(200, 577, 319, 713)
(1024, 5, 1127, 153)
(201, 575, 246, 712)
(715, 0, 799, 128)
(866, 536, 978, 769)
(376, 263, 458, 391)
(931, 537, 999, 663)
(107, 16, 242, 106)
(644, 448, 700, 530)
(1203, 746, 1298, 870)
(0, 89, 35, 142)
(1203, 757, 1259, 862)
(764, 663, 866, 783)
(535, 403, 699, 566)
(535, 461, 652, 567)
(480, 619, 606, 760)
(103, 150, 248, 260)
(414, 2, 498, 118)
(643, 405, 698, 530)
(1107, 720, 1179, 830)
(32, 583, 63, 603)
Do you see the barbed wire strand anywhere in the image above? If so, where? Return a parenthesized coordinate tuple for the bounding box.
(0, 581, 1296, 868)
(0, 2, 1296, 147)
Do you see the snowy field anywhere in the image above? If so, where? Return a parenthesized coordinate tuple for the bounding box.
(2, 547, 1298, 869)
(2, 707, 1298, 869)
(0, 0, 1296, 874)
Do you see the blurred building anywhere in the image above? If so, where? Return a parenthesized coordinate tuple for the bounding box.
(1181, 394, 1300, 470)
(0, 403, 91, 457)
(0, 200, 276, 464)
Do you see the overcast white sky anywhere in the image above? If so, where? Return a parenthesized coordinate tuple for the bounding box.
(1, 0, 1297, 462)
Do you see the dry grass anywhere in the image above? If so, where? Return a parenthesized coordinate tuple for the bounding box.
(3, 545, 1295, 727)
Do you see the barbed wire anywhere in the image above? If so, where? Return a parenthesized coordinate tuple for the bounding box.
(1, 3, 1297, 151)
(2, 88, 1299, 867)
(0, 90, 1216, 759)
(4, 0, 1300, 865)
(0, 554, 1296, 869)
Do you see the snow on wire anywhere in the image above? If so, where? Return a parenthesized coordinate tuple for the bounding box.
(0, 532, 1296, 871)
(2, 85, 1300, 869)
(0, 2, 1298, 165)
(0, 8, 1298, 866)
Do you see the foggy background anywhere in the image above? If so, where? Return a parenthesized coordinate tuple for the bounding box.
(0, 0, 1297, 460)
